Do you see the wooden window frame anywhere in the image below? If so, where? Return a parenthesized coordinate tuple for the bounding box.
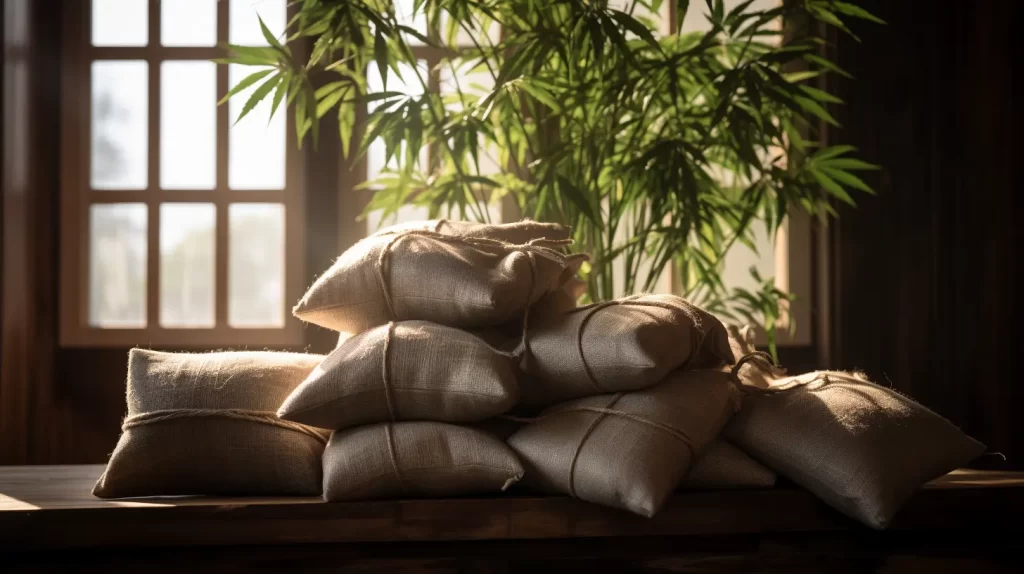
(59, 0, 305, 348)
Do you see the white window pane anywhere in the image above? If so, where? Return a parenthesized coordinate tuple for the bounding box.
(722, 221, 777, 293)
(161, 62, 216, 189)
(229, 203, 285, 327)
(92, 0, 148, 47)
(228, 64, 286, 189)
(162, 0, 218, 47)
(89, 204, 147, 328)
(160, 204, 216, 328)
(92, 61, 148, 190)
(366, 60, 428, 182)
(229, 0, 286, 46)
(395, 0, 427, 46)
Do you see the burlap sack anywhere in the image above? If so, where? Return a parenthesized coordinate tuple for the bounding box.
(679, 439, 777, 489)
(508, 369, 739, 517)
(94, 349, 327, 498)
(371, 219, 572, 244)
(516, 294, 735, 408)
(278, 321, 518, 430)
(323, 422, 524, 501)
(294, 230, 585, 334)
(725, 370, 986, 529)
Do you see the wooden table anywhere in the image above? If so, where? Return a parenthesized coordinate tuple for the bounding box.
(2, 465, 1022, 572)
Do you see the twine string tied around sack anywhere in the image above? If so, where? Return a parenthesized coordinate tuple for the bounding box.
(121, 408, 328, 445)
(502, 395, 699, 500)
(380, 321, 409, 494)
(556, 296, 710, 393)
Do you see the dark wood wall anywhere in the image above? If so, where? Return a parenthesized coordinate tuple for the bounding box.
(2, 0, 1022, 465)
(829, 0, 1022, 466)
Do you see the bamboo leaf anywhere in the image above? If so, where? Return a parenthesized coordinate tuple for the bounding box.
(233, 74, 280, 125)
(519, 81, 562, 112)
(819, 166, 874, 194)
(317, 85, 348, 118)
(219, 69, 274, 105)
(557, 174, 598, 224)
(794, 95, 840, 126)
(799, 84, 843, 104)
(267, 73, 289, 122)
(819, 157, 881, 171)
(808, 166, 855, 205)
(374, 31, 389, 90)
(258, 15, 286, 53)
(338, 103, 355, 157)
(831, 2, 887, 25)
(609, 10, 660, 52)
(805, 53, 854, 79)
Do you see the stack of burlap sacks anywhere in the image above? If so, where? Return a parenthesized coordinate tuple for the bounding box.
(93, 220, 985, 529)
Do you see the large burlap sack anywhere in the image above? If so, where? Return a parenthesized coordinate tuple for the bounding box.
(725, 370, 986, 529)
(94, 349, 327, 498)
(294, 230, 586, 334)
(516, 294, 735, 408)
(278, 321, 518, 430)
(679, 439, 777, 489)
(508, 369, 739, 517)
(323, 422, 524, 501)
(372, 219, 572, 244)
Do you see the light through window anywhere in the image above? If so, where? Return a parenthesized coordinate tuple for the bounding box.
(61, 0, 302, 347)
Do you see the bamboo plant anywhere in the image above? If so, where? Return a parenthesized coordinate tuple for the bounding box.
(222, 0, 881, 356)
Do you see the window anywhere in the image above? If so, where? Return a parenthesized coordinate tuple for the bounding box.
(345, 0, 813, 346)
(60, 0, 304, 347)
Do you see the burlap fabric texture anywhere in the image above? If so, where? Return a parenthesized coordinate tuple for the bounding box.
(725, 370, 986, 529)
(94, 349, 327, 498)
(278, 321, 519, 430)
(508, 368, 739, 517)
(293, 229, 586, 334)
(514, 294, 735, 409)
(679, 439, 777, 489)
(371, 218, 572, 244)
(322, 421, 524, 501)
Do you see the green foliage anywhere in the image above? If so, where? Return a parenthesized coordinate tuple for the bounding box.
(220, 0, 881, 339)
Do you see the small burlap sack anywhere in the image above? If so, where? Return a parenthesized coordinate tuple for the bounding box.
(371, 218, 572, 244)
(679, 439, 777, 489)
(516, 294, 735, 408)
(508, 369, 739, 517)
(725, 370, 986, 529)
(278, 321, 519, 430)
(94, 349, 327, 498)
(322, 422, 524, 501)
(294, 229, 585, 334)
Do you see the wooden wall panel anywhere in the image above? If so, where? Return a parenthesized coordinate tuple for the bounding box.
(829, 0, 1022, 467)
(1, 0, 67, 465)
